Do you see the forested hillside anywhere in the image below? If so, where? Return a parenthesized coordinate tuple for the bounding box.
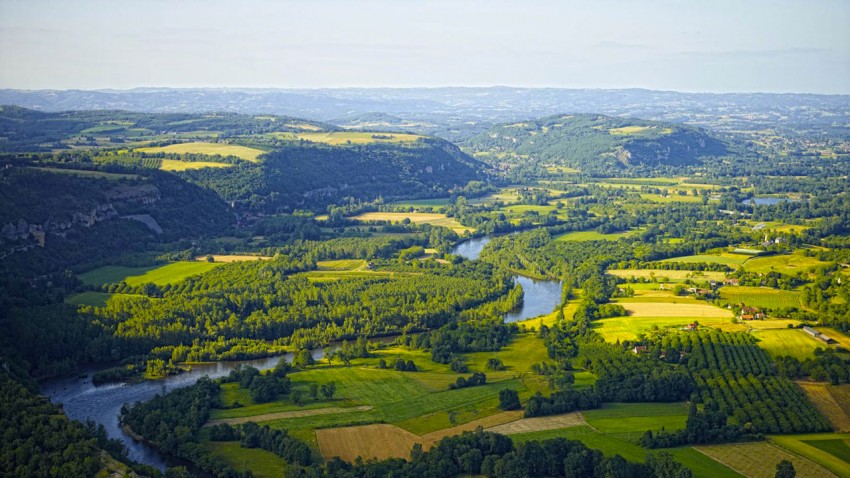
(464, 114, 727, 173)
(180, 139, 484, 211)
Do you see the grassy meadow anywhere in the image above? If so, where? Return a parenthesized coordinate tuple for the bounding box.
(718, 286, 801, 309)
(79, 262, 221, 287)
(350, 212, 473, 234)
(136, 142, 265, 161)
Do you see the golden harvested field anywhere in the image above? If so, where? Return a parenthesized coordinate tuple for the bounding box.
(607, 269, 727, 282)
(316, 424, 422, 462)
(350, 212, 473, 234)
(296, 132, 423, 145)
(194, 255, 272, 263)
(137, 142, 265, 161)
(619, 301, 732, 318)
(695, 442, 836, 478)
(486, 412, 586, 435)
(159, 159, 234, 171)
(798, 382, 850, 432)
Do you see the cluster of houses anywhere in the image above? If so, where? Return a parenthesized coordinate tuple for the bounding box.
(802, 326, 836, 345)
(738, 305, 766, 320)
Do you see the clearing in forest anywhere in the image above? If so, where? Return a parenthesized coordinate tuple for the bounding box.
(137, 142, 265, 162)
(316, 424, 422, 462)
(661, 253, 750, 266)
(695, 442, 836, 478)
(798, 382, 850, 432)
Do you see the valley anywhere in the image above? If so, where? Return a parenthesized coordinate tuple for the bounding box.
(2, 100, 850, 478)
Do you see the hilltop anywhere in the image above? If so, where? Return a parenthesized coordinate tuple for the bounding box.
(463, 114, 728, 172)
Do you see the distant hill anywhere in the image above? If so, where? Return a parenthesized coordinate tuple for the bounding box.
(0, 107, 487, 214)
(463, 114, 728, 172)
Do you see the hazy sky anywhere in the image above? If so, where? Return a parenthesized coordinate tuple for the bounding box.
(1, 0, 848, 93)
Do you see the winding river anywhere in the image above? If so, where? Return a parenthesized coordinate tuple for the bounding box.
(42, 235, 562, 471)
(451, 236, 563, 323)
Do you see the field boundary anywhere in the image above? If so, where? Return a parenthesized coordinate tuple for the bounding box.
(205, 405, 373, 427)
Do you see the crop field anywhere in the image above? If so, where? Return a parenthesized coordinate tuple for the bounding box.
(419, 411, 523, 442)
(582, 402, 689, 435)
(555, 228, 643, 242)
(158, 159, 234, 171)
(316, 424, 421, 462)
(316, 259, 367, 270)
(769, 433, 850, 478)
(64, 291, 113, 307)
(136, 142, 265, 161)
(743, 252, 829, 275)
(696, 441, 836, 478)
(661, 253, 751, 266)
(509, 425, 742, 478)
(798, 382, 850, 432)
(595, 300, 738, 341)
(753, 329, 823, 360)
(618, 301, 731, 318)
(607, 269, 727, 282)
(295, 131, 423, 145)
(718, 286, 801, 309)
(350, 212, 473, 233)
(303, 259, 392, 281)
(486, 412, 585, 434)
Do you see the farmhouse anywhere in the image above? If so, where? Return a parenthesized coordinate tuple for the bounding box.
(739, 305, 765, 320)
(685, 323, 699, 331)
(632, 345, 648, 354)
(724, 278, 740, 286)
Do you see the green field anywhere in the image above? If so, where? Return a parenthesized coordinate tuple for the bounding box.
(509, 426, 742, 478)
(752, 329, 824, 360)
(582, 402, 689, 435)
(204, 437, 286, 478)
(388, 198, 453, 207)
(136, 142, 265, 161)
(769, 433, 850, 478)
(350, 212, 473, 234)
(64, 291, 113, 307)
(555, 228, 643, 242)
(639, 193, 703, 203)
(661, 253, 750, 266)
(743, 252, 830, 276)
(718, 286, 801, 309)
(78, 265, 160, 286)
(79, 262, 221, 286)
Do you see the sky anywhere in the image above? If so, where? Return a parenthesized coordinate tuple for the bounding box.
(1, 0, 848, 94)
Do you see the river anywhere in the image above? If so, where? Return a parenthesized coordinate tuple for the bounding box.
(42, 350, 326, 470)
(450, 236, 563, 324)
(42, 235, 561, 471)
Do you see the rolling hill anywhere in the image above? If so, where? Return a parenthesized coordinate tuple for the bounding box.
(463, 114, 728, 172)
